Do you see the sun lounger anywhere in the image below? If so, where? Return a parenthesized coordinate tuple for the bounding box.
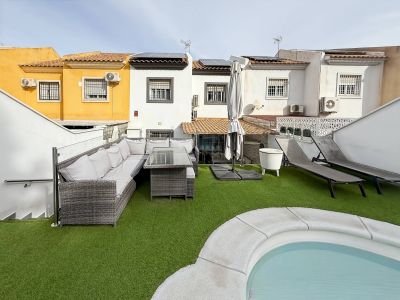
(312, 135, 400, 194)
(275, 137, 366, 198)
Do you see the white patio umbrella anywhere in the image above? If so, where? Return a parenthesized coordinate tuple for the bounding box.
(225, 60, 245, 170)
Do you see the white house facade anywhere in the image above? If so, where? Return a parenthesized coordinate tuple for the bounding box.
(192, 59, 231, 119)
(129, 53, 193, 138)
(278, 49, 385, 118)
(241, 56, 308, 116)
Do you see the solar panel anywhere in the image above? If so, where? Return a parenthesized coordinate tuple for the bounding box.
(133, 52, 186, 59)
(199, 59, 231, 66)
(244, 56, 280, 61)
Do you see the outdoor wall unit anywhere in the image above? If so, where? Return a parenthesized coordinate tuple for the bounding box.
(289, 104, 304, 115)
(192, 95, 199, 107)
(105, 72, 120, 82)
(21, 78, 36, 88)
(320, 97, 339, 113)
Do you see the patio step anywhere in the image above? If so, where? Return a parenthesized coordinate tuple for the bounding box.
(3, 212, 16, 220)
(21, 213, 32, 220)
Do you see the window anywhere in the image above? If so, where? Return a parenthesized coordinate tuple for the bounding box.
(337, 74, 362, 96)
(147, 78, 173, 102)
(205, 83, 227, 104)
(146, 129, 174, 138)
(267, 78, 289, 98)
(83, 78, 107, 101)
(38, 81, 60, 101)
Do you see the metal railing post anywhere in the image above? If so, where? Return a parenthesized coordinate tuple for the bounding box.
(51, 147, 59, 227)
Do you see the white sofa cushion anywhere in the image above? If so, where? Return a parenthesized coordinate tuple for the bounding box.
(146, 139, 169, 154)
(106, 145, 123, 168)
(186, 167, 196, 179)
(126, 139, 146, 155)
(103, 166, 132, 196)
(118, 139, 131, 160)
(88, 148, 112, 178)
(170, 138, 193, 153)
(59, 155, 98, 181)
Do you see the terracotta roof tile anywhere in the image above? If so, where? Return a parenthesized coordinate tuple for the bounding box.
(243, 56, 306, 65)
(20, 58, 64, 68)
(182, 118, 269, 135)
(192, 60, 231, 73)
(63, 52, 131, 62)
(20, 52, 131, 67)
(324, 50, 386, 60)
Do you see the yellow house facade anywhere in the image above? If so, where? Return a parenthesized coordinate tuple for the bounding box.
(0, 48, 131, 121)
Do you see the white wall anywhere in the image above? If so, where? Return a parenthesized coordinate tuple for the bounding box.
(243, 69, 305, 115)
(129, 55, 193, 138)
(334, 98, 400, 173)
(192, 74, 230, 118)
(0, 90, 103, 220)
(278, 50, 323, 116)
(320, 63, 383, 118)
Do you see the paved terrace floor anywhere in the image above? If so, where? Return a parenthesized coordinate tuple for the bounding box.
(1, 165, 399, 299)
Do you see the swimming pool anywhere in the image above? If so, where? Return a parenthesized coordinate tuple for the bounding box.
(247, 242, 400, 300)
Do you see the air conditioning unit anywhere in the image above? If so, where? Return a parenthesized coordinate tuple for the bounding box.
(320, 97, 339, 113)
(192, 95, 199, 107)
(105, 72, 120, 82)
(21, 78, 36, 88)
(289, 104, 304, 115)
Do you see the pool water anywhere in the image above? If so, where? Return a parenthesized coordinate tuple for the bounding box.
(247, 242, 400, 300)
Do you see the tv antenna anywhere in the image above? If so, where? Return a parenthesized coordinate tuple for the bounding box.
(180, 39, 191, 53)
(273, 35, 283, 52)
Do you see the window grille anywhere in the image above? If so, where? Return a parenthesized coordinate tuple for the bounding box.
(205, 84, 227, 104)
(267, 78, 288, 97)
(192, 110, 197, 120)
(338, 75, 362, 96)
(39, 82, 60, 100)
(148, 79, 172, 102)
(83, 79, 107, 100)
(146, 129, 174, 138)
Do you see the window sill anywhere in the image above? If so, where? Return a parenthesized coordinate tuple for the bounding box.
(337, 96, 362, 99)
(266, 97, 289, 100)
(204, 102, 227, 105)
(146, 100, 174, 104)
(37, 100, 62, 103)
(82, 99, 110, 103)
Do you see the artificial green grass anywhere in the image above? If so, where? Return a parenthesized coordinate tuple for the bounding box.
(1, 165, 399, 299)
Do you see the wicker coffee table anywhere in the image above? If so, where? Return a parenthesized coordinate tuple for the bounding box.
(144, 147, 193, 200)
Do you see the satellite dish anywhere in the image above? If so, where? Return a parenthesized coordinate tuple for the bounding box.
(243, 104, 255, 115)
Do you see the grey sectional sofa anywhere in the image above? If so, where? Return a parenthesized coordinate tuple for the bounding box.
(57, 137, 198, 226)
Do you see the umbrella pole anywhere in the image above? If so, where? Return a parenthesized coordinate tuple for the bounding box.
(231, 132, 236, 171)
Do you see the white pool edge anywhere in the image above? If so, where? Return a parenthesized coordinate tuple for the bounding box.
(152, 207, 400, 300)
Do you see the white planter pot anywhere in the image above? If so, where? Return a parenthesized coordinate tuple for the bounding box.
(259, 148, 284, 176)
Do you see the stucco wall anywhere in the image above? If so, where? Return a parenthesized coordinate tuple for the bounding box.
(278, 50, 322, 116)
(319, 63, 383, 118)
(61, 64, 130, 121)
(0, 90, 103, 220)
(192, 74, 230, 118)
(334, 98, 400, 173)
(129, 55, 193, 138)
(243, 68, 305, 115)
(0, 47, 62, 119)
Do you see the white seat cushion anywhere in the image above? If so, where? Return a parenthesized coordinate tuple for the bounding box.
(118, 139, 131, 160)
(88, 148, 112, 178)
(59, 155, 98, 181)
(126, 154, 148, 161)
(106, 145, 123, 168)
(170, 138, 193, 153)
(103, 166, 132, 196)
(186, 167, 195, 179)
(146, 139, 170, 154)
(126, 139, 146, 155)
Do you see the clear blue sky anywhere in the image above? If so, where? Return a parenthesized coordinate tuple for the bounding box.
(1, 0, 399, 59)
